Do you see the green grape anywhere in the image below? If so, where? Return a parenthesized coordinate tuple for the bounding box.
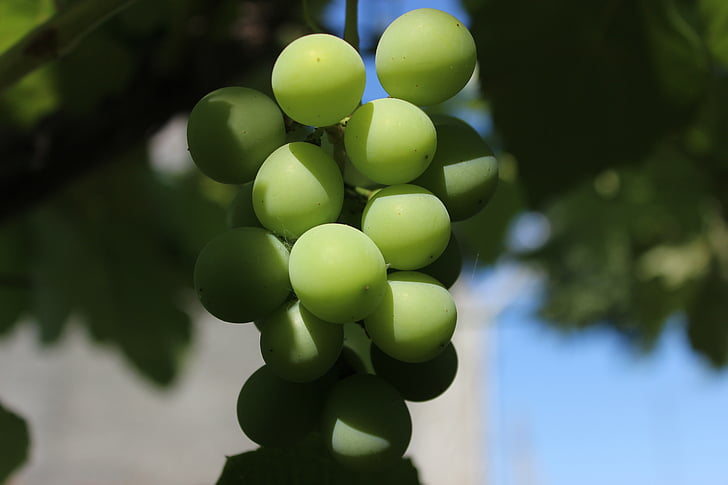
(361, 184, 450, 270)
(371, 342, 457, 402)
(187, 87, 285, 184)
(418, 232, 462, 288)
(253, 142, 344, 240)
(259, 300, 344, 382)
(344, 98, 436, 184)
(272, 34, 366, 127)
(289, 223, 386, 323)
(226, 182, 262, 229)
(414, 115, 498, 221)
(375, 8, 477, 106)
(193, 227, 290, 323)
(237, 365, 325, 447)
(365, 271, 456, 363)
(321, 374, 412, 471)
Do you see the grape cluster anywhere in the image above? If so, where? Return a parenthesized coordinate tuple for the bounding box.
(188, 8, 497, 472)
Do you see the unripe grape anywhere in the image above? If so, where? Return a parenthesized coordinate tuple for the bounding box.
(193, 227, 290, 323)
(371, 342, 458, 402)
(344, 98, 436, 184)
(414, 115, 498, 221)
(418, 232, 462, 288)
(237, 365, 324, 447)
(321, 374, 412, 471)
(362, 184, 450, 270)
(375, 8, 476, 106)
(365, 271, 456, 363)
(187, 87, 285, 184)
(253, 142, 344, 240)
(226, 182, 262, 229)
(272, 34, 366, 127)
(289, 224, 387, 323)
(259, 300, 344, 382)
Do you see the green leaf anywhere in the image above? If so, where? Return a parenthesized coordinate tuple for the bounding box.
(640, 0, 710, 109)
(523, 146, 711, 346)
(216, 435, 420, 485)
(686, 266, 728, 367)
(0, 401, 30, 482)
(23, 152, 227, 385)
(0, 221, 31, 336)
(0, 0, 55, 52)
(468, 0, 701, 205)
(701, 0, 728, 68)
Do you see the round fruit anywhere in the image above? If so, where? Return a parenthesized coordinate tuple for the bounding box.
(365, 271, 456, 363)
(361, 184, 450, 270)
(187, 87, 285, 183)
(253, 142, 344, 240)
(193, 227, 290, 323)
(321, 374, 412, 470)
(260, 300, 344, 382)
(272, 34, 366, 127)
(344, 98, 436, 184)
(414, 115, 498, 221)
(375, 8, 477, 106)
(289, 224, 387, 323)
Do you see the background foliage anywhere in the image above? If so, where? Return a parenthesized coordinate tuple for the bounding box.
(1, 0, 728, 482)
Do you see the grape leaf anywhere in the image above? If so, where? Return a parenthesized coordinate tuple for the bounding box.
(0, 401, 30, 483)
(24, 152, 226, 384)
(216, 435, 420, 485)
(0, 222, 31, 336)
(468, 0, 701, 205)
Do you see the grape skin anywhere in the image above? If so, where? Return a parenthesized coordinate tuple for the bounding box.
(414, 115, 499, 221)
(272, 34, 366, 127)
(375, 8, 477, 106)
(371, 342, 458, 402)
(237, 365, 325, 447)
(344, 98, 436, 185)
(226, 182, 262, 229)
(259, 300, 344, 383)
(321, 374, 412, 471)
(418, 232, 463, 288)
(187, 87, 285, 184)
(289, 223, 387, 324)
(193, 227, 290, 323)
(361, 184, 450, 270)
(253, 142, 344, 240)
(365, 271, 457, 363)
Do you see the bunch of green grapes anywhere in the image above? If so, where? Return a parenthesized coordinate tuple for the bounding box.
(187, 8, 497, 472)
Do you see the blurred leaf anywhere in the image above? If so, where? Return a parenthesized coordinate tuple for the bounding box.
(469, 0, 701, 205)
(0, 0, 55, 51)
(687, 266, 728, 366)
(24, 150, 226, 384)
(217, 435, 420, 485)
(0, 0, 58, 127)
(523, 146, 711, 344)
(56, 30, 133, 116)
(0, 222, 31, 336)
(640, 0, 710, 109)
(701, 0, 728, 68)
(0, 401, 30, 483)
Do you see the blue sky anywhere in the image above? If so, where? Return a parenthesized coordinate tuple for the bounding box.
(324, 1, 728, 484)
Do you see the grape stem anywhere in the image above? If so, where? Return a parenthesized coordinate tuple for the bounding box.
(344, 0, 359, 51)
(0, 0, 139, 94)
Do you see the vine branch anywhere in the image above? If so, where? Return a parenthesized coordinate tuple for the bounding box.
(344, 0, 359, 51)
(0, 0, 139, 94)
